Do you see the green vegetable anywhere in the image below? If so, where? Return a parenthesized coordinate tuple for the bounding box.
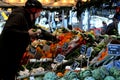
(116, 77, 120, 80)
(92, 68, 103, 80)
(84, 76, 95, 80)
(63, 71, 78, 80)
(104, 76, 115, 80)
(99, 66, 110, 76)
(109, 67, 118, 75)
(58, 77, 66, 80)
(78, 70, 92, 80)
(109, 67, 120, 78)
(43, 72, 58, 80)
(35, 76, 42, 80)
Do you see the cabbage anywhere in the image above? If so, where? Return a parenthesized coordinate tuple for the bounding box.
(92, 68, 103, 80)
(43, 72, 58, 80)
(99, 66, 110, 77)
(63, 71, 78, 80)
(116, 77, 120, 80)
(84, 76, 95, 80)
(109, 67, 118, 74)
(109, 67, 120, 78)
(35, 76, 42, 80)
(58, 77, 66, 80)
(91, 66, 110, 80)
(104, 76, 115, 80)
(113, 70, 120, 78)
(78, 70, 92, 80)
(72, 78, 80, 80)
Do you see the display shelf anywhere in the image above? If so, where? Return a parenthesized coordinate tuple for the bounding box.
(17, 71, 48, 79)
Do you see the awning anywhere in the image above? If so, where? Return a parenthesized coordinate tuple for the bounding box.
(44, 0, 75, 7)
(0, 1, 15, 8)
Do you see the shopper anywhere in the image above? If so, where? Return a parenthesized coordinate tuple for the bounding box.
(0, 0, 43, 80)
(105, 15, 119, 35)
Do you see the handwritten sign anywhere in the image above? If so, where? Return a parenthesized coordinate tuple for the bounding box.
(55, 54, 65, 63)
(80, 45, 86, 54)
(108, 44, 120, 56)
(62, 42, 69, 50)
(70, 61, 80, 70)
(86, 47, 93, 58)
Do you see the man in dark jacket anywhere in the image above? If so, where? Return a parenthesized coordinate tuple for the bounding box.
(105, 15, 119, 35)
(0, 0, 43, 80)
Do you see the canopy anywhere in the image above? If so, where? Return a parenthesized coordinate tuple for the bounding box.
(44, 0, 75, 7)
(0, 1, 15, 8)
(0, 0, 76, 8)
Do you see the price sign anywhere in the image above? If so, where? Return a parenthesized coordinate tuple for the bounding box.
(62, 42, 69, 50)
(70, 61, 80, 70)
(86, 47, 93, 58)
(29, 76, 35, 80)
(108, 44, 120, 56)
(80, 45, 86, 54)
(55, 54, 65, 63)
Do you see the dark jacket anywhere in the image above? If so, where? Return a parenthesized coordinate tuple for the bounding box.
(105, 22, 118, 35)
(0, 7, 32, 77)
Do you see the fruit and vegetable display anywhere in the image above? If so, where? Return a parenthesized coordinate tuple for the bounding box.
(17, 66, 120, 80)
(17, 27, 120, 80)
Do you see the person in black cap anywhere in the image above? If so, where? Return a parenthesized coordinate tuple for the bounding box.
(0, 0, 43, 80)
(105, 14, 119, 35)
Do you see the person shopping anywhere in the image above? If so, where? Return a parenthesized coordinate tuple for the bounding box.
(0, 0, 43, 80)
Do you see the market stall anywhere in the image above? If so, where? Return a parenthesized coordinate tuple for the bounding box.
(17, 26, 120, 80)
(0, 0, 120, 80)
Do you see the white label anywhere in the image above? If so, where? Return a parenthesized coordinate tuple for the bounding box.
(108, 44, 120, 56)
(80, 45, 86, 54)
(71, 61, 80, 70)
(55, 54, 65, 63)
(86, 47, 93, 58)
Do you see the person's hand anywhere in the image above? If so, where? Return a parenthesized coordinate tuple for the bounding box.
(28, 28, 41, 38)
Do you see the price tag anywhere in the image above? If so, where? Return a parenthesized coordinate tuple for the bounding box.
(80, 45, 86, 54)
(108, 44, 120, 56)
(62, 42, 69, 50)
(70, 61, 80, 70)
(104, 60, 120, 70)
(86, 47, 93, 58)
(55, 54, 65, 63)
(29, 76, 35, 80)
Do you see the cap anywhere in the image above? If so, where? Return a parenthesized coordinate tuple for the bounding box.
(25, 0, 43, 9)
(25, 0, 43, 13)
